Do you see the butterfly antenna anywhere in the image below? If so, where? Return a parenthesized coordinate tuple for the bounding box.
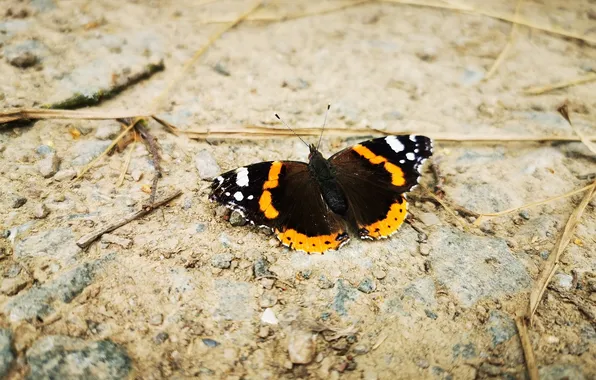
(275, 113, 309, 148)
(316, 104, 331, 150)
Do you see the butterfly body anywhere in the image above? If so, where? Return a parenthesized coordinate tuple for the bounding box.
(210, 135, 433, 254)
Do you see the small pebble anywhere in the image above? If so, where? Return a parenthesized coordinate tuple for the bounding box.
(357, 278, 376, 294)
(416, 359, 430, 369)
(11, 196, 27, 209)
(202, 338, 220, 348)
(7, 51, 38, 68)
(211, 253, 233, 269)
(131, 170, 143, 182)
(148, 314, 163, 326)
(318, 275, 334, 289)
(194, 149, 221, 181)
(33, 203, 50, 219)
(373, 270, 386, 280)
(37, 153, 61, 178)
(519, 210, 530, 220)
(253, 257, 273, 278)
(288, 330, 316, 364)
(261, 278, 275, 290)
(258, 326, 270, 338)
(259, 293, 278, 308)
(153, 332, 169, 345)
(553, 272, 573, 291)
(261, 308, 278, 325)
(229, 210, 246, 226)
(35, 145, 54, 156)
(419, 244, 431, 256)
(425, 309, 438, 320)
(51, 193, 65, 202)
(540, 250, 549, 260)
(353, 344, 369, 355)
(54, 168, 77, 181)
(213, 62, 231, 76)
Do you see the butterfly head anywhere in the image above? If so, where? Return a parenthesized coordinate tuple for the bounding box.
(308, 144, 322, 160)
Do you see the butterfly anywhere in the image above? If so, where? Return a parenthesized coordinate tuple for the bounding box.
(209, 127, 433, 254)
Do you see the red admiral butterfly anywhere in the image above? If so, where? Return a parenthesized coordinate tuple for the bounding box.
(210, 112, 433, 254)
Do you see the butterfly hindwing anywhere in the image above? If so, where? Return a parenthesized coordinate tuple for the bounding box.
(210, 161, 349, 254)
(329, 135, 433, 239)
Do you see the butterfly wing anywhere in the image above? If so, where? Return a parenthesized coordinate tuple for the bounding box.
(329, 135, 433, 239)
(210, 161, 349, 254)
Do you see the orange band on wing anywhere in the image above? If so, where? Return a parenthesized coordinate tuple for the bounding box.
(353, 145, 405, 186)
(359, 197, 407, 239)
(263, 161, 283, 190)
(276, 229, 348, 254)
(259, 190, 279, 219)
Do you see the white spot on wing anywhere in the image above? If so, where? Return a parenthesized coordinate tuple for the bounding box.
(406, 152, 415, 161)
(385, 136, 404, 153)
(409, 135, 417, 142)
(399, 159, 405, 164)
(233, 191, 244, 201)
(236, 167, 249, 187)
(225, 192, 230, 196)
(247, 195, 254, 200)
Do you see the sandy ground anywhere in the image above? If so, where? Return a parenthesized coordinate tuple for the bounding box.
(1, 0, 595, 379)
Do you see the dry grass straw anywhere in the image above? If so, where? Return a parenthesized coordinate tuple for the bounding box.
(116, 130, 138, 188)
(558, 103, 596, 155)
(528, 179, 596, 320)
(515, 316, 539, 380)
(524, 72, 596, 96)
(182, 125, 596, 142)
(483, 0, 522, 80)
(0, 109, 150, 125)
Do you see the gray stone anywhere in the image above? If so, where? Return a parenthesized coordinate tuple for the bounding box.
(0, 329, 14, 378)
(26, 336, 131, 380)
(486, 310, 516, 347)
(37, 154, 61, 178)
(53, 168, 77, 181)
(519, 210, 530, 220)
(253, 257, 273, 278)
(36, 145, 55, 156)
(403, 277, 437, 307)
(333, 280, 358, 316)
(194, 149, 220, 181)
(70, 140, 111, 166)
(428, 227, 531, 307)
(202, 338, 219, 348)
(552, 272, 573, 291)
(15, 228, 81, 262)
(214, 280, 253, 321)
(4, 259, 106, 322)
(148, 314, 163, 326)
(94, 122, 121, 140)
(153, 332, 168, 345)
(229, 210, 247, 226)
(452, 343, 476, 359)
(357, 278, 376, 294)
(538, 364, 585, 380)
(5, 40, 44, 68)
(211, 253, 233, 269)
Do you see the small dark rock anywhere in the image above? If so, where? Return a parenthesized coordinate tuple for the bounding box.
(202, 338, 220, 348)
(7, 50, 38, 68)
(12, 196, 27, 208)
(213, 62, 230, 76)
(519, 210, 530, 220)
(229, 210, 246, 226)
(253, 257, 273, 278)
(357, 278, 376, 294)
(425, 309, 438, 320)
(153, 332, 169, 345)
(487, 310, 516, 347)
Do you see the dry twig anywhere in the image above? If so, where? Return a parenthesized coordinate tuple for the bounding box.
(76, 189, 182, 249)
(558, 103, 596, 155)
(515, 316, 539, 380)
(483, 0, 523, 80)
(523, 72, 596, 95)
(0, 109, 151, 125)
(528, 180, 596, 320)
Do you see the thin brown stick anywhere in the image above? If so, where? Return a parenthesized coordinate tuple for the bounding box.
(515, 316, 539, 380)
(134, 122, 162, 205)
(0, 108, 151, 125)
(76, 189, 182, 249)
(529, 180, 596, 320)
(524, 73, 596, 96)
(409, 193, 480, 219)
(150, 0, 263, 112)
(116, 132, 137, 188)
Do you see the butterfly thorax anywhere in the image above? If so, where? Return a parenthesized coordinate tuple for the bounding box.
(307, 147, 349, 215)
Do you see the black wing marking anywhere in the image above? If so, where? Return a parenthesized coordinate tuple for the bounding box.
(210, 161, 349, 254)
(329, 134, 433, 239)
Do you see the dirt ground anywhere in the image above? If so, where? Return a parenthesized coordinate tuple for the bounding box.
(1, 0, 595, 379)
